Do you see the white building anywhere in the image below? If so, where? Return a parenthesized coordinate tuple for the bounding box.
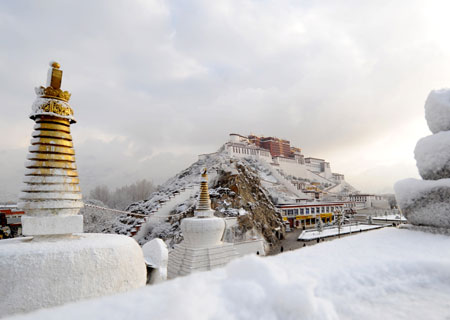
(349, 194, 390, 210)
(221, 133, 353, 192)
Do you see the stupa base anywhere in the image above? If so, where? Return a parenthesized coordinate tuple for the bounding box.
(168, 242, 239, 279)
(0, 233, 146, 317)
(22, 214, 83, 236)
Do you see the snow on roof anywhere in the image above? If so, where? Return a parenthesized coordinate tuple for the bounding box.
(305, 157, 325, 162)
(277, 202, 344, 208)
(12, 228, 450, 320)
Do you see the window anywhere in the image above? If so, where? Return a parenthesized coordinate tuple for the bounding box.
(326, 206, 330, 212)
(293, 209, 298, 215)
(321, 207, 325, 213)
(305, 208, 310, 214)
(331, 206, 335, 211)
(311, 208, 315, 214)
(300, 208, 304, 214)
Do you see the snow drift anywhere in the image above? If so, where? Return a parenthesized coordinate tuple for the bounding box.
(11, 228, 450, 320)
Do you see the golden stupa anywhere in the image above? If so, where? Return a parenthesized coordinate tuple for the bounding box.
(197, 168, 212, 212)
(18, 62, 83, 236)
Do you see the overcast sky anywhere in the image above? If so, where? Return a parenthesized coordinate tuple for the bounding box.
(1, 0, 450, 201)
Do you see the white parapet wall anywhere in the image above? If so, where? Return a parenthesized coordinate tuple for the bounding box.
(233, 239, 266, 256)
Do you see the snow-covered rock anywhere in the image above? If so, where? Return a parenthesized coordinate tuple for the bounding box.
(425, 88, 450, 134)
(415, 131, 450, 180)
(394, 178, 450, 227)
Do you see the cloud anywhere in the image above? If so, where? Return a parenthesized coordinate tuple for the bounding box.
(1, 0, 450, 200)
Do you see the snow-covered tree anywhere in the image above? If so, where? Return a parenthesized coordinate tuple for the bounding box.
(89, 179, 156, 210)
(335, 210, 343, 237)
(317, 218, 324, 232)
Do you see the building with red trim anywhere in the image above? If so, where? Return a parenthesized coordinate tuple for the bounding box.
(277, 202, 345, 229)
(0, 208, 25, 238)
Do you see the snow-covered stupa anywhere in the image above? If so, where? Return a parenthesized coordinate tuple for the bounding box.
(18, 61, 84, 235)
(168, 169, 239, 278)
(395, 89, 450, 229)
(0, 62, 146, 317)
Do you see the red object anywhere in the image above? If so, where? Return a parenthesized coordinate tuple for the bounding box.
(0, 209, 25, 226)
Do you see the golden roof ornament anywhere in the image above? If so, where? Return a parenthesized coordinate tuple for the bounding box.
(30, 61, 75, 123)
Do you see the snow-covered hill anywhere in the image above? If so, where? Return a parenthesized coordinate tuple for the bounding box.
(102, 149, 355, 250)
(102, 152, 292, 247)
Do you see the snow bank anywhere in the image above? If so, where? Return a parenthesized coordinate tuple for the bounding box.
(415, 131, 450, 180)
(10, 228, 450, 320)
(425, 88, 450, 134)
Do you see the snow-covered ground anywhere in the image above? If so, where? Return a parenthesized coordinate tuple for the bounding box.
(10, 228, 450, 320)
(298, 224, 385, 240)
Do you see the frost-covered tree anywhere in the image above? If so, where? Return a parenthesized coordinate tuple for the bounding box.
(335, 210, 343, 238)
(89, 179, 156, 210)
(89, 185, 111, 205)
(317, 218, 324, 232)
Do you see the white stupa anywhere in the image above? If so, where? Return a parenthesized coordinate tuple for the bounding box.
(168, 169, 239, 278)
(0, 62, 146, 317)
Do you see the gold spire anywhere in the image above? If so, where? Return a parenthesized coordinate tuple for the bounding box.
(35, 61, 72, 103)
(31, 61, 75, 123)
(197, 168, 211, 211)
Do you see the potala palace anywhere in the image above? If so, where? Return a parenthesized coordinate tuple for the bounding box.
(204, 133, 389, 229)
